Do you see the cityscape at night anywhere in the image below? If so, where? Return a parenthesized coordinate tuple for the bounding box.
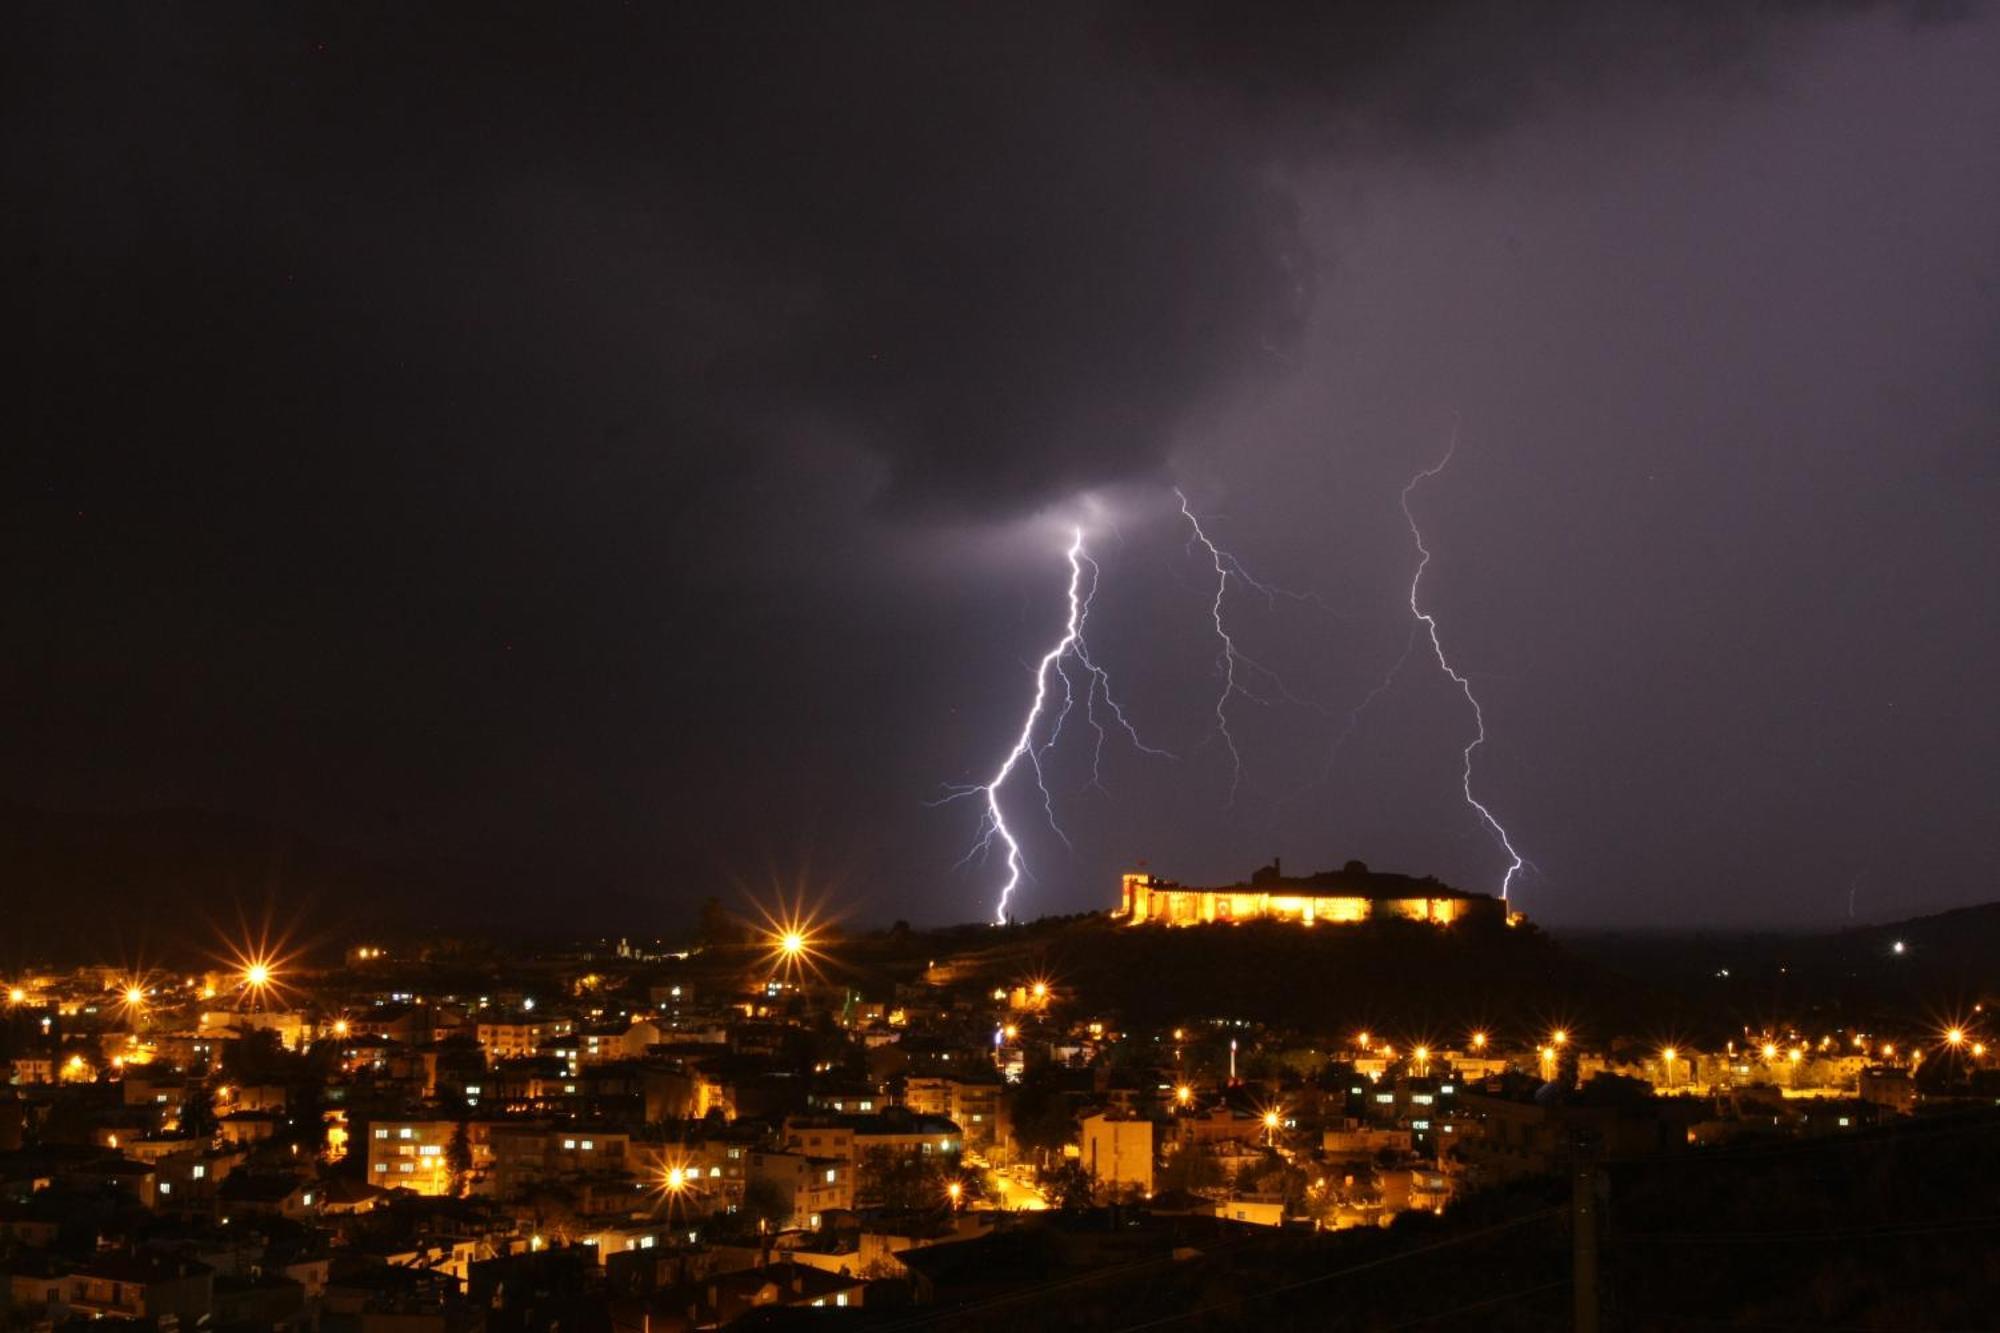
(7, 2, 1999, 1330)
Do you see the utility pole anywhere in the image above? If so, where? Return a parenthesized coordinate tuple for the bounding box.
(1571, 1128, 1603, 1333)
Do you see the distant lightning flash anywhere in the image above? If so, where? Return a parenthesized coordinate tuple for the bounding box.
(1176, 489, 1323, 804)
(938, 527, 1167, 925)
(1400, 436, 1527, 900)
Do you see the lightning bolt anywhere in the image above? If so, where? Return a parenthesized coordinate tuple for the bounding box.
(1175, 489, 1324, 804)
(1400, 433, 1526, 899)
(938, 527, 1167, 924)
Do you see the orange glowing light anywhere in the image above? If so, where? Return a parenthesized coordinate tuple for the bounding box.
(123, 985, 146, 1008)
(1551, 1029, 1569, 1047)
(1174, 1084, 1193, 1106)
(1470, 1031, 1487, 1050)
(1945, 1027, 1966, 1047)
(751, 895, 834, 983)
(1761, 1042, 1779, 1061)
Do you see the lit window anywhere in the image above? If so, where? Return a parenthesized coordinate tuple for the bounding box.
(159, 1182, 172, 1195)
(1412, 1119, 1430, 1130)
(825, 1168, 837, 1183)
(709, 1167, 720, 1177)
(581, 1140, 594, 1150)
(1375, 1093, 1395, 1103)
(398, 1127, 413, 1139)
(192, 1165, 207, 1180)
(1411, 1094, 1433, 1105)
(836, 1294, 849, 1307)
(375, 1164, 388, 1173)
(375, 1129, 390, 1139)
(564, 1139, 577, 1150)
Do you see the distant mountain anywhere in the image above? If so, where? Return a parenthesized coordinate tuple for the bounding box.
(0, 803, 672, 965)
(1560, 900, 2000, 1030)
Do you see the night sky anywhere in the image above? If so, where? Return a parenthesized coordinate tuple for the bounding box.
(7, 3, 1996, 929)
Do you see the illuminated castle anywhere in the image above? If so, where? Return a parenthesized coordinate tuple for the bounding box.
(1117, 859, 1507, 928)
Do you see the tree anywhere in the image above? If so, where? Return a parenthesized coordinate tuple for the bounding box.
(1042, 1160, 1095, 1212)
(180, 1086, 218, 1143)
(445, 1121, 473, 1197)
(742, 1176, 792, 1231)
(1007, 1063, 1077, 1164)
(1158, 1145, 1224, 1195)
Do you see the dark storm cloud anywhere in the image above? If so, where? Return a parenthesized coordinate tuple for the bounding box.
(5, 2, 1991, 931)
(7, 2, 1943, 524)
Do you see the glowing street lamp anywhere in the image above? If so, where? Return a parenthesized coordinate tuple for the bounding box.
(947, 1181, 963, 1209)
(1945, 1027, 1967, 1048)
(1413, 1045, 1431, 1077)
(1538, 1046, 1556, 1080)
(1661, 1047, 1678, 1087)
(6, 987, 24, 1006)
(1174, 1084, 1193, 1109)
(1761, 1042, 1779, 1062)
(1551, 1029, 1569, 1048)
(1262, 1108, 1282, 1147)
(1469, 1031, 1488, 1052)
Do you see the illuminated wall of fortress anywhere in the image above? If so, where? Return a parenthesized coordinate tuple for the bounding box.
(1118, 872, 1499, 927)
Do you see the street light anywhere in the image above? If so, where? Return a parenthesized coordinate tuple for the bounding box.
(947, 1181, 963, 1209)
(1469, 1031, 1488, 1052)
(1174, 1084, 1193, 1109)
(1661, 1047, 1678, 1087)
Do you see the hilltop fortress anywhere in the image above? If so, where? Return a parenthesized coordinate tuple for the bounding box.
(1116, 859, 1511, 928)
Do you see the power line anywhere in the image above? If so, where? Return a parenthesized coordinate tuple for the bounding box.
(1379, 1278, 1570, 1330)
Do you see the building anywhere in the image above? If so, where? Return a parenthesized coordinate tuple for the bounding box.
(745, 1151, 854, 1228)
(1118, 859, 1508, 928)
(1079, 1112, 1153, 1196)
(365, 1118, 459, 1194)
